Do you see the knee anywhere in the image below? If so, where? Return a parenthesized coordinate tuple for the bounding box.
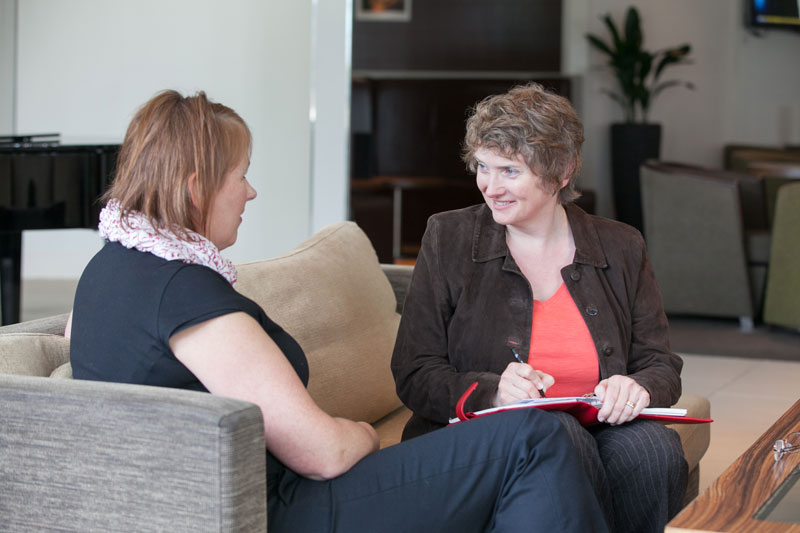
(502, 409, 572, 449)
(650, 427, 687, 471)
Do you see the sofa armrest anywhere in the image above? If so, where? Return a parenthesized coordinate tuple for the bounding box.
(0, 312, 71, 336)
(669, 392, 712, 506)
(381, 264, 413, 314)
(0, 374, 267, 533)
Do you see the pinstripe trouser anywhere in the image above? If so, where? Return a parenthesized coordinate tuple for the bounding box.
(550, 411, 688, 533)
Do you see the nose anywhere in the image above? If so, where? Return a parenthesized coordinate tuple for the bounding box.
(480, 171, 504, 197)
(246, 178, 257, 201)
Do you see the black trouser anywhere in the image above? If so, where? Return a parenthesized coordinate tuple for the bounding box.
(550, 412, 688, 533)
(267, 408, 608, 532)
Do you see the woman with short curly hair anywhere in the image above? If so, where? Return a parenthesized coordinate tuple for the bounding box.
(393, 82, 688, 533)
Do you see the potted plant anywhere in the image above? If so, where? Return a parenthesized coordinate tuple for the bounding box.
(586, 6, 693, 231)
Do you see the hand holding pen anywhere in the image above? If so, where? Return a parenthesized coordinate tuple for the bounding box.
(493, 348, 555, 407)
(511, 349, 547, 398)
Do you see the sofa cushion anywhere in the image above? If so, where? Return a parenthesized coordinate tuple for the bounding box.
(0, 333, 70, 377)
(373, 406, 412, 449)
(50, 362, 73, 379)
(235, 221, 402, 424)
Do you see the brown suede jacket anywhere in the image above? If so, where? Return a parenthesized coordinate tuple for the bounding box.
(391, 203, 683, 440)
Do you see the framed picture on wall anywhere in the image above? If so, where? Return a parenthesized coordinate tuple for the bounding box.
(356, 0, 412, 22)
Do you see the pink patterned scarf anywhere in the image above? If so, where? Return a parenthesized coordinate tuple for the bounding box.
(98, 199, 237, 285)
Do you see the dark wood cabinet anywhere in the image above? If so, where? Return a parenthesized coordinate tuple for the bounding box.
(349, 0, 568, 263)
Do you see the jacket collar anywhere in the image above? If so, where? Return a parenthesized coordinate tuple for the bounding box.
(471, 202, 608, 268)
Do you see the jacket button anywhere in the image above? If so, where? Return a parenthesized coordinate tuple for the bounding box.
(603, 346, 614, 356)
(586, 306, 598, 316)
(570, 271, 581, 281)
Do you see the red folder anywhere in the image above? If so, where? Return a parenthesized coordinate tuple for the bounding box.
(451, 382, 713, 427)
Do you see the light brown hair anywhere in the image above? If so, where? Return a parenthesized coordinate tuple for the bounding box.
(105, 90, 251, 238)
(462, 82, 584, 203)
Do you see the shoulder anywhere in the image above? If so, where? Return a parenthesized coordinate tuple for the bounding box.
(424, 204, 485, 254)
(428, 203, 485, 229)
(567, 204, 646, 264)
(82, 242, 189, 296)
(590, 214, 644, 247)
(163, 263, 245, 309)
(159, 263, 266, 338)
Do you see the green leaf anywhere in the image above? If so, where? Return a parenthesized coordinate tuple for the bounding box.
(602, 13, 622, 51)
(651, 80, 695, 100)
(586, 34, 614, 56)
(638, 52, 653, 82)
(654, 44, 692, 80)
(624, 7, 642, 50)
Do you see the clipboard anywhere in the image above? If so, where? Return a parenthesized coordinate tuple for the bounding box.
(449, 382, 713, 426)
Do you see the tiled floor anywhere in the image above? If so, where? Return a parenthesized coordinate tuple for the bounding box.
(14, 280, 800, 497)
(680, 352, 800, 493)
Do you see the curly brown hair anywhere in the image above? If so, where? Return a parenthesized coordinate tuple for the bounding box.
(462, 82, 584, 204)
(105, 90, 251, 239)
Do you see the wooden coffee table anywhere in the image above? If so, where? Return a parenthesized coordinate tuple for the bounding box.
(667, 398, 800, 532)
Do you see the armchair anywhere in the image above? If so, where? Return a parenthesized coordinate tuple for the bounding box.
(723, 144, 800, 173)
(1, 372, 267, 532)
(762, 182, 800, 331)
(640, 161, 770, 330)
(744, 161, 800, 226)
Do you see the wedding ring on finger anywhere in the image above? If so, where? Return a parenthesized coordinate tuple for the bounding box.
(625, 400, 636, 409)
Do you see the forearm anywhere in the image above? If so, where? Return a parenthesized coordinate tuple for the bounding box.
(301, 418, 379, 481)
(171, 312, 379, 481)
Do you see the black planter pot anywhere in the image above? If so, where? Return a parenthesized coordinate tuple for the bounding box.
(610, 123, 661, 233)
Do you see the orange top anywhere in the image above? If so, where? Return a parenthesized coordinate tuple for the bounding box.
(529, 283, 599, 397)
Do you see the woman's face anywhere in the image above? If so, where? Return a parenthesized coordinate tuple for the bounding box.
(206, 157, 257, 250)
(474, 147, 563, 231)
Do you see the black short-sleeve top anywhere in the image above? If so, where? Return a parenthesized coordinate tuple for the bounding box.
(70, 242, 309, 390)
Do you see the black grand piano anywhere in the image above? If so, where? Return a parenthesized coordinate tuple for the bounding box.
(0, 134, 118, 325)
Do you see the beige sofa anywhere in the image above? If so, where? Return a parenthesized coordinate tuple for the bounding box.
(0, 221, 710, 531)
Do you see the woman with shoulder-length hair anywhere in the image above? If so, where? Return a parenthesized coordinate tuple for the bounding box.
(392, 82, 688, 533)
(67, 90, 607, 532)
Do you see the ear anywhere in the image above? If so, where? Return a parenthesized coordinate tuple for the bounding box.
(560, 162, 575, 190)
(186, 172, 201, 209)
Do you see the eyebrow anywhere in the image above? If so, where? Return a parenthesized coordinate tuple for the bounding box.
(477, 161, 521, 171)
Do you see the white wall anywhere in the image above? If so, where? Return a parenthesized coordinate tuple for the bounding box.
(310, 0, 351, 233)
(724, 28, 800, 147)
(0, 0, 15, 133)
(14, 0, 320, 279)
(564, 0, 800, 217)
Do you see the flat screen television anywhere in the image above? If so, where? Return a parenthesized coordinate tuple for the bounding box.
(747, 0, 800, 30)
